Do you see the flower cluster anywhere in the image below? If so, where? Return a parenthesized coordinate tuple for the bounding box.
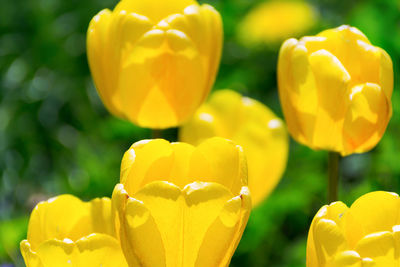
(20, 0, 396, 265)
(21, 138, 250, 266)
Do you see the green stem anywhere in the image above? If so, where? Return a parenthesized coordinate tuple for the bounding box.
(328, 152, 340, 203)
(152, 129, 162, 139)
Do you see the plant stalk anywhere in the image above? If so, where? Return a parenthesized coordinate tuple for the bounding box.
(328, 151, 340, 203)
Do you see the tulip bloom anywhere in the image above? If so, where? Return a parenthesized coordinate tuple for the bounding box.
(112, 137, 251, 266)
(237, 0, 317, 46)
(20, 195, 127, 267)
(179, 89, 288, 206)
(307, 191, 400, 266)
(278, 25, 393, 156)
(87, 0, 222, 129)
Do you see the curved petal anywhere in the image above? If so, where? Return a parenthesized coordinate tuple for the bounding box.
(118, 181, 246, 266)
(344, 192, 400, 248)
(87, 9, 124, 117)
(112, 184, 142, 266)
(22, 234, 127, 267)
(313, 219, 347, 264)
(379, 48, 394, 100)
(119, 28, 205, 128)
(114, 0, 196, 23)
(122, 139, 174, 194)
(355, 231, 396, 266)
(179, 106, 220, 145)
(76, 234, 128, 267)
(166, 4, 222, 101)
(34, 239, 76, 267)
(205, 89, 245, 136)
(342, 83, 391, 155)
(277, 38, 306, 143)
(327, 251, 374, 267)
(20, 240, 44, 267)
(308, 49, 351, 151)
(27, 195, 91, 249)
(27, 195, 114, 250)
(307, 202, 348, 267)
(188, 137, 247, 196)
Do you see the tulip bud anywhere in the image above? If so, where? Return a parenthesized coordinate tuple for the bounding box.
(307, 191, 400, 266)
(20, 195, 127, 267)
(278, 25, 393, 156)
(112, 137, 251, 266)
(87, 0, 222, 129)
(179, 89, 288, 206)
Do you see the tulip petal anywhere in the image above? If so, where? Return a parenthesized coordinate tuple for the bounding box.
(195, 195, 242, 266)
(119, 181, 243, 266)
(355, 231, 396, 266)
(122, 139, 174, 194)
(345, 192, 400, 248)
(114, 0, 196, 23)
(379, 48, 394, 100)
(179, 106, 220, 145)
(343, 83, 390, 155)
(119, 28, 205, 128)
(27, 195, 115, 252)
(308, 49, 351, 150)
(23, 235, 127, 267)
(170, 4, 222, 101)
(87, 9, 154, 119)
(20, 240, 44, 267)
(235, 100, 288, 206)
(27, 195, 91, 250)
(289, 43, 318, 144)
(313, 218, 347, 265)
(277, 38, 307, 143)
(328, 251, 374, 267)
(35, 239, 76, 267)
(307, 202, 348, 267)
(87, 9, 123, 117)
(90, 198, 115, 237)
(188, 137, 247, 196)
(76, 234, 128, 267)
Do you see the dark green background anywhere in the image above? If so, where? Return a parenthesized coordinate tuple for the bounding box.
(1, 0, 399, 266)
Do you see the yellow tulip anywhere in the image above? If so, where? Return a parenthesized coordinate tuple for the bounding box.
(112, 137, 251, 266)
(20, 195, 127, 267)
(278, 25, 393, 156)
(237, 0, 317, 46)
(179, 89, 288, 206)
(87, 0, 222, 129)
(307, 191, 400, 266)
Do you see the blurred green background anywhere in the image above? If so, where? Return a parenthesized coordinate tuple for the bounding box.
(1, 0, 399, 266)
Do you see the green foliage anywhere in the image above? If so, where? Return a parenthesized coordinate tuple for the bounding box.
(1, 0, 399, 266)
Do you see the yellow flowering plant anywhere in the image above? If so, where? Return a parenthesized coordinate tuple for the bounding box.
(20, 195, 127, 267)
(238, 0, 317, 46)
(307, 191, 400, 266)
(112, 137, 251, 266)
(87, 0, 222, 129)
(180, 89, 288, 206)
(278, 25, 393, 156)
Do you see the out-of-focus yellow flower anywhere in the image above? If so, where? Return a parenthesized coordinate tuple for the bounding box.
(278, 25, 393, 156)
(237, 0, 317, 46)
(20, 195, 127, 267)
(307, 191, 400, 266)
(87, 0, 222, 129)
(112, 137, 251, 266)
(179, 89, 288, 206)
